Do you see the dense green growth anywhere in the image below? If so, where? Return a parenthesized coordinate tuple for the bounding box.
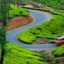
(32, 0, 64, 10)
(53, 45, 64, 57)
(8, 5, 29, 19)
(0, 42, 47, 64)
(48, 40, 55, 44)
(0, 0, 10, 22)
(18, 15, 64, 44)
(23, 7, 64, 16)
(11, 0, 30, 5)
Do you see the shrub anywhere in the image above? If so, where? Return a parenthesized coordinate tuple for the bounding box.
(33, 0, 64, 10)
(54, 57, 61, 64)
(18, 30, 36, 44)
(18, 15, 64, 44)
(42, 53, 52, 62)
(48, 40, 55, 44)
(20, 12, 29, 17)
(0, 42, 47, 64)
(8, 5, 30, 19)
(53, 45, 64, 57)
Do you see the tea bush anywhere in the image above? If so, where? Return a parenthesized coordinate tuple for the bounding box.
(18, 15, 64, 44)
(48, 40, 55, 44)
(53, 45, 64, 57)
(32, 0, 64, 10)
(54, 57, 61, 64)
(18, 30, 36, 44)
(8, 5, 30, 19)
(0, 42, 47, 64)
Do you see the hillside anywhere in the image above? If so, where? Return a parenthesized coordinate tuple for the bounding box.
(0, 5, 29, 22)
(18, 14, 64, 44)
(0, 42, 47, 64)
(32, 0, 64, 10)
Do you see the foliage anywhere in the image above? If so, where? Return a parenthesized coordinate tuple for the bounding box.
(48, 40, 55, 44)
(18, 13, 64, 44)
(53, 45, 64, 57)
(0, 0, 11, 64)
(8, 5, 29, 19)
(18, 30, 36, 44)
(0, 27, 6, 43)
(0, 42, 47, 64)
(11, 0, 30, 5)
(32, 0, 64, 10)
(0, 0, 10, 22)
(54, 57, 61, 64)
(0, 5, 30, 21)
(22, 7, 64, 16)
(42, 53, 52, 62)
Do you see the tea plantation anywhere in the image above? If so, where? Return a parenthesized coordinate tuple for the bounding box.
(0, 42, 47, 64)
(32, 0, 64, 10)
(53, 45, 64, 57)
(18, 10, 64, 44)
(8, 5, 29, 19)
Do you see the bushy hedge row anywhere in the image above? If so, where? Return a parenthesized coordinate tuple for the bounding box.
(48, 40, 55, 44)
(18, 30, 36, 44)
(8, 5, 29, 19)
(22, 7, 64, 16)
(0, 42, 47, 64)
(18, 14, 64, 44)
(53, 45, 64, 57)
(32, 0, 64, 10)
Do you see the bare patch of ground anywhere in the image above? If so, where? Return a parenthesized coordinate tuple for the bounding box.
(32, 38, 50, 45)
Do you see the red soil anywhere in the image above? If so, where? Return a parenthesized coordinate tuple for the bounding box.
(0, 23, 2, 27)
(0, 14, 32, 31)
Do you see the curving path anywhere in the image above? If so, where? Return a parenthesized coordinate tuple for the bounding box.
(6, 10, 57, 50)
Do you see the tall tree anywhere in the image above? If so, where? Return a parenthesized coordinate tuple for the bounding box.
(0, 0, 10, 64)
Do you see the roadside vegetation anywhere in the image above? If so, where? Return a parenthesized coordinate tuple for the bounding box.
(8, 5, 29, 19)
(1, 41, 64, 64)
(0, 5, 30, 21)
(11, 0, 30, 5)
(34, 45, 64, 64)
(0, 42, 47, 64)
(18, 8, 64, 44)
(53, 45, 64, 64)
(32, 0, 64, 10)
(0, 0, 64, 64)
(53, 45, 64, 57)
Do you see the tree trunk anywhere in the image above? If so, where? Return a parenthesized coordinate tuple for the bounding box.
(0, 0, 7, 64)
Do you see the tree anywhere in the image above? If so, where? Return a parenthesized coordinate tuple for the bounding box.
(0, 0, 10, 64)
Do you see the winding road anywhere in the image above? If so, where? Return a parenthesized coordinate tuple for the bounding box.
(6, 10, 57, 50)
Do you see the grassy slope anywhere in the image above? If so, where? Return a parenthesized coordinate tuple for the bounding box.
(0, 42, 47, 64)
(0, 5, 30, 21)
(8, 5, 30, 19)
(18, 14, 64, 44)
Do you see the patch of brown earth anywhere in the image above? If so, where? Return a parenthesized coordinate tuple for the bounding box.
(32, 38, 50, 45)
(7, 14, 32, 31)
(0, 23, 2, 27)
(0, 14, 32, 31)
